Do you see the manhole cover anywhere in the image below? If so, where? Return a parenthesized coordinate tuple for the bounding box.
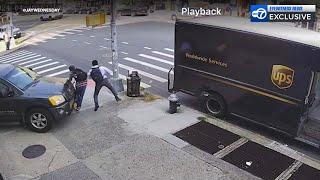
(22, 145, 46, 159)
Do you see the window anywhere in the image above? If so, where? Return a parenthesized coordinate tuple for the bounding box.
(3, 67, 37, 90)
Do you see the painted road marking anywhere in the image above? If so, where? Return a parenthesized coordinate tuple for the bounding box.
(152, 51, 174, 58)
(46, 69, 70, 77)
(121, 42, 129, 45)
(99, 46, 108, 49)
(2, 53, 36, 63)
(37, 65, 67, 74)
(11, 55, 42, 64)
(31, 37, 48, 43)
(84, 42, 91, 45)
(90, 35, 95, 38)
(25, 41, 39, 46)
(77, 34, 84, 36)
(213, 138, 248, 159)
(104, 67, 151, 88)
(25, 59, 53, 67)
(32, 62, 59, 70)
(0, 51, 32, 61)
(164, 48, 174, 52)
(2, 53, 38, 63)
(124, 57, 173, 74)
(121, 52, 128, 55)
(144, 47, 152, 50)
(18, 57, 47, 65)
(104, 38, 110, 41)
(72, 40, 77, 42)
(109, 62, 167, 82)
(138, 54, 174, 65)
(0, 51, 31, 60)
(48, 33, 65, 37)
(39, 35, 56, 40)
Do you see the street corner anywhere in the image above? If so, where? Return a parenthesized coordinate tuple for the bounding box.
(0, 129, 78, 179)
(83, 134, 225, 180)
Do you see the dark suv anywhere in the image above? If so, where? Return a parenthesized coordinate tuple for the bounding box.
(0, 64, 74, 133)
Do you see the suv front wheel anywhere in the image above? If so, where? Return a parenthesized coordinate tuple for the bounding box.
(26, 108, 53, 133)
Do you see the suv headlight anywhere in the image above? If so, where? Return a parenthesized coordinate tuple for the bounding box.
(49, 95, 66, 106)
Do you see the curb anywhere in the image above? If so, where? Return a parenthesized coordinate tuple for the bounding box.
(0, 44, 27, 56)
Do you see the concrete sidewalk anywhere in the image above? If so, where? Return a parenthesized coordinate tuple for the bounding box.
(0, 79, 258, 180)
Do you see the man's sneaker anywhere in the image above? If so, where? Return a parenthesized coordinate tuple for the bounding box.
(116, 97, 121, 102)
(94, 105, 99, 111)
(75, 107, 81, 111)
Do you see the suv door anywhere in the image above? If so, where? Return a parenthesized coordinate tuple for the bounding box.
(0, 81, 18, 121)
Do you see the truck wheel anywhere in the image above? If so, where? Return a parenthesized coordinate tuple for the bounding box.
(203, 93, 226, 118)
(49, 16, 52, 21)
(26, 108, 53, 133)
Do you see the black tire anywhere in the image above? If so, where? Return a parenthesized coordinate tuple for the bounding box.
(202, 93, 227, 118)
(40, 17, 44, 21)
(26, 108, 53, 133)
(49, 16, 52, 21)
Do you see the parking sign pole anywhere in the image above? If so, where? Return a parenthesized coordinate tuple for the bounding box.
(110, 0, 124, 92)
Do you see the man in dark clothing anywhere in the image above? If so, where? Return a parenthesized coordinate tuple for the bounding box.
(88, 60, 121, 111)
(69, 65, 87, 111)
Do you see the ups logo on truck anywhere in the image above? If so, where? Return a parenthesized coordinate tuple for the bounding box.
(271, 65, 294, 89)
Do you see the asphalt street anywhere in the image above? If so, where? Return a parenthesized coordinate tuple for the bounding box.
(1, 20, 320, 161)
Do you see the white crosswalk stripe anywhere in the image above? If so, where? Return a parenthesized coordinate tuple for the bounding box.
(2, 53, 38, 63)
(10, 55, 41, 64)
(32, 62, 59, 70)
(48, 33, 65, 37)
(104, 67, 151, 88)
(46, 69, 70, 77)
(164, 48, 174, 52)
(124, 57, 173, 74)
(0, 50, 28, 59)
(18, 57, 47, 65)
(24, 41, 39, 46)
(39, 35, 56, 40)
(30, 37, 48, 43)
(152, 51, 174, 58)
(0, 51, 72, 78)
(109, 62, 167, 83)
(25, 59, 53, 67)
(138, 54, 174, 65)
(0, 51, 32, 61)
(37, 65, 67, 74)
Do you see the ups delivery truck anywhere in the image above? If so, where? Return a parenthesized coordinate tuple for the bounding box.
(169, 16, 320, 147)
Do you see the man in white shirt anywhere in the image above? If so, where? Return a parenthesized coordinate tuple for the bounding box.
(88, 60, 121, 111)
(3, 31, 10, 50)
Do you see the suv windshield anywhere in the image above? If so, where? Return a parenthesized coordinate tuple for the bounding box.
(4, 67, 38, 90)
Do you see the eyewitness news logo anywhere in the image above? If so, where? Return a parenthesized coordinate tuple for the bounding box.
(250, 5, 316, 22)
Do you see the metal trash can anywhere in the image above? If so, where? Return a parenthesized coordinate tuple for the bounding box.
(127, 71, 141, 97)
